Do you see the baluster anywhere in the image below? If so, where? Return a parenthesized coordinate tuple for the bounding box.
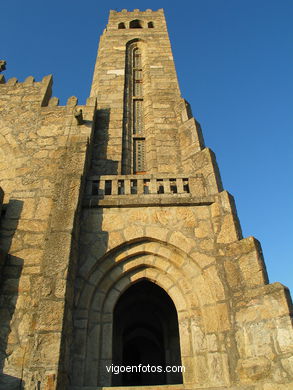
(137, 178, 144, 194)
(112, 180, 118, 195)
(163, 178, 171, 194)
(99, 180, 105, 195)
(150, 178, 157, 194)
(177, 178, 184, 193)
(124, 179, 131, 195)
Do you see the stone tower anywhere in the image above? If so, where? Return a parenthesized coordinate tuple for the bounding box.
(0, 8, 292, 390)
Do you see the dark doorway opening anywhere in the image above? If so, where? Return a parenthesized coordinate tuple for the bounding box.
(112, 280, 183, 386)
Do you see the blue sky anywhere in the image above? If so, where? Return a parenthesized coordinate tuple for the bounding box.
(2, 1, 293, 293)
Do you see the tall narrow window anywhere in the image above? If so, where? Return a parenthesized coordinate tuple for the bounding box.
(122, 41, 146, 174)
(132, 47, 145, 173)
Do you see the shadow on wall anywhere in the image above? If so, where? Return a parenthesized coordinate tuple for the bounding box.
(91, 108, 119, 175)
(0, 199, 25, 389)
(55, 108, 110, 388)
(56, 111, 112, 386)
(68, 203, 110, 387)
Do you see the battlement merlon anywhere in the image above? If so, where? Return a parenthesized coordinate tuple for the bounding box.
(0, 73, 97, 113)
(109, 8, 164, 16)
(0, 60, 6, 72)
(106, 8, 167, 31)
(0, 74, 53, 106)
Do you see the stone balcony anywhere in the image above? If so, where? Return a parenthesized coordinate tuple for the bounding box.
(83, 174, 214, 208)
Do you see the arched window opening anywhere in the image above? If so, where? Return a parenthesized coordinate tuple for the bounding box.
(130, 19, 143, 28)
(148, 21, 154, 28)
(112, 280, 183, 386)
(118, 22, 126, 29)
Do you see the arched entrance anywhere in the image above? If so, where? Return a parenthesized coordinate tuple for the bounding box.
(112, 280, 183, 386)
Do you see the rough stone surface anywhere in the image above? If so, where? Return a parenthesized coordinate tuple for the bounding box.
(0, 8, 292, 390)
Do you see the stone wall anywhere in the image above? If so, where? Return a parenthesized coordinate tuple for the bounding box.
(0, 187, 5, 279)
(0, 74, 96, 389)
(70, 185, 293, 389)
(0, 8, 292, 390)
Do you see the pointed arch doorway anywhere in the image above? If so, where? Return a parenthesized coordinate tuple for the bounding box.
(112, 280, 183, 386)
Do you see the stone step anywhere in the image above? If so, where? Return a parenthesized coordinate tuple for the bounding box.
(70, 386, 185, 390)
(70, 386, 249, 390)
(103, 386, 185, 390)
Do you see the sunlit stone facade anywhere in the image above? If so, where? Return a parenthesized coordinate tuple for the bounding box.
(0, 8, 292, 390)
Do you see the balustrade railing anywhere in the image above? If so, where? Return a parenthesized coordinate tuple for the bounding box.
(85, 174, 205, 197)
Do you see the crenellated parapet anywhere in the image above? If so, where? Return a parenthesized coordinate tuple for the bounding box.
(0, 74, 53, 106)
(0, 74, 97, 112)
(0, 72, 97, 205)
(106, 8, 165, 31)
(0, 73, 97, 113)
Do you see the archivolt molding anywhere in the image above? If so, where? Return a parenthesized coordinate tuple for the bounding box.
(76, 237, 220, 313)
(125, 38, 147, 69)
(101, 264, 189, 314)
(73, 237, 227, 386)
(125, 37, 147, 47)
(78, 251, 193, 320)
